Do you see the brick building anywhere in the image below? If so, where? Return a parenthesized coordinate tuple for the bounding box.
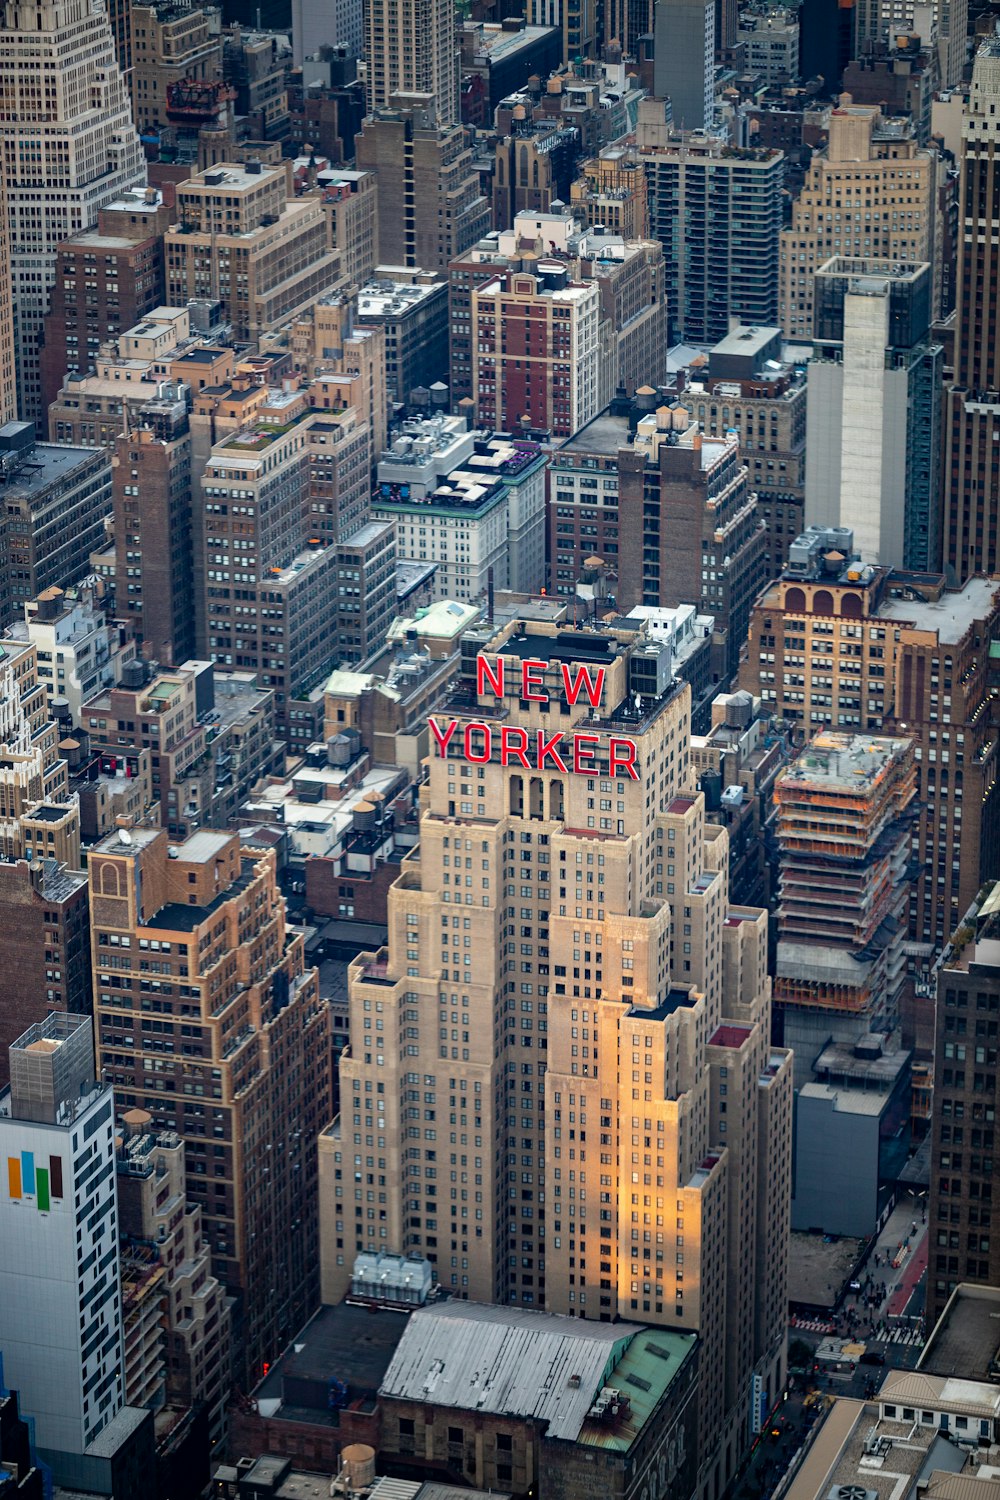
(472, 265, 601, 439)
(165, 162, 342, 345)
(38, 188, 172, 416)
(0, 425, 113, 631)
(90, 824, 332, 1386)
(741, 533, 1000, 953)
(0, 858, 90, 1089)
(114, 389, 196, 666)
(672, 326, 807, 576)
(378, 1304, 699, 1500)
(616, 403, 768, 683)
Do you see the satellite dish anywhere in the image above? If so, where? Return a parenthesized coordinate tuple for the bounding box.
(119, 827, 133, 845)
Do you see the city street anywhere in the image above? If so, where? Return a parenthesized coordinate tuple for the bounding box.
(728, 1196, 931, 1500)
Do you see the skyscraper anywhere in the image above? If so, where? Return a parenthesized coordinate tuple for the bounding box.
(355, 0, 489, 271)
(927, 883, 1000, 1328)
(643, 130, 784, 343)
(0, 1013, 154, 1489)
(471, 266, 602, 439)
(741, 543, 1000, 953)
(652, 0, 715, 132)
(114, 393, 195, 668)
(778, 105, 938, 343)
(0, 167, 17, 427)
(943, 35, 1000, 583)
(0, 0, 145, 421)
(773, 731, 916, 1087)
(365, 0, 456, 126)
(320, 616, 793, 1500)
(165, 162, 342, 346)
(616, 408, 769, 683)
(798, 0, 855, 93)
(805, 257, 944, 572)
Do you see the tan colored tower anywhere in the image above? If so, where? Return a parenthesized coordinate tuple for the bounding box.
(320, 617, 792, 1500)
(778, 102, 937, 340)
(364, 0, 457, 126)
(0, 0, 145, 420)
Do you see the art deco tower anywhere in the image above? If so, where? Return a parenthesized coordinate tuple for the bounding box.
(943, 34, 1000, 582)
(0, 0, 145, 420)
(320, 618, 793, 1500)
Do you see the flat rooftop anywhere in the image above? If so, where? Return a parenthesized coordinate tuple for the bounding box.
(710, 323, 781, 358)
(787, 1380, 1000, 1500)
(180, 162, 284, 191)
(782, 731, 910, 792)
(0, 442, 104, 502)
(798, 1081, 889, 1116)
(813, 1037, 910, 1088)
(177, 829, 233, 863)
(357, 278, 446, 318)
(143, 861, 256, 933)
(498, 629, 620, 664)
(879, 577, 1000, 644)
(468, 21, 558, 62)
(919, 1284, 1000, 1382)
(251, 1301, 412, 1422)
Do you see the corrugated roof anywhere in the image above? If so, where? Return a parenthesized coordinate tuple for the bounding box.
(880, 1370, 1000, 1418)
(380, 1303, 640, 1441)
(925, 1474, 1000, 1500)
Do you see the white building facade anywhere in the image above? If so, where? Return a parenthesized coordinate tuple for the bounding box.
(0, 1014, 124, 1467)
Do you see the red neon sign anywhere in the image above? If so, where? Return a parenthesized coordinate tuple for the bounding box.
(428, 654, 639, 780)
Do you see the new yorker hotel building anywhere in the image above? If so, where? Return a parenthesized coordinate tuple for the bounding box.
(322, 618, 793, 1500)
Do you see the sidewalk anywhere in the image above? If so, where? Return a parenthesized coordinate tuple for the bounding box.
(845, 1200, 928, 1331)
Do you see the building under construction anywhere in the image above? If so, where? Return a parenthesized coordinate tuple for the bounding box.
(773, 730, 917, 1088)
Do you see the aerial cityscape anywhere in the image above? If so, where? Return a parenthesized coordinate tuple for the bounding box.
(0, 0, 996, 1495)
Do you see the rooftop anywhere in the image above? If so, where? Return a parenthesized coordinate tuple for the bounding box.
(629, 988, 698, 1022)
(142, 860, 256, 933)
(784, 1388, 1000, 1500)
(781, 732, 911, 794)
(919, 1284, 1000, 1383)
(385, 599, 480, 643)
(555, 406, 630, 457)
(710, 324, 782, 358)
(177, 829, 233, 864)
(878, 577, 1000, 644)
(813, 1036, 911, 1089)
(179, 161, 284, 192)
(0, 441, 106, 504)
(252, 1301, 412, 1421)
(466, 20, 558, 63)
(709, 1023, 753, 1049)
(797, 1081, 895, 1116)
(496, 628, 620, 665)
(380, 1302, 692, 1446)
(357, 277, 446, 319)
